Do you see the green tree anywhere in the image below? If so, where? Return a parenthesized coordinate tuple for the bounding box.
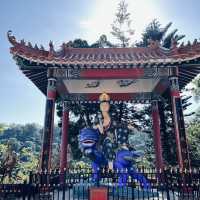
(136, 19, 185, 48)
(111, 0, 134, 47)
(65, 39, 89, 48)
(16, 147, 38, 182)
(190, 76, 200, 100)
(133, 19, 195, 167)
(90, 35, 115, 48)
(187, 109, 200, 167)
(0, 123, 42, 154)
(0, 141, 20, 183)
(0, 124, 62, 182)
(0, 123, 5, 133)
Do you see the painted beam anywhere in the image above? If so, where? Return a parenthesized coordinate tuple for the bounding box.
(62, 92, 161, 102)
(53, 67, 169, 79)
(153, 79, 169, 94)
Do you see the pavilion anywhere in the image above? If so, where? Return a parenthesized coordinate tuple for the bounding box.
(7, 31, 200, 172)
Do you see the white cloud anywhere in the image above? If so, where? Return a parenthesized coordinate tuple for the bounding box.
(79, 20, 94, 29)
(79, 0, 167, 44)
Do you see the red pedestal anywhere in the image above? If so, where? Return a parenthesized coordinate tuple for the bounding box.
(152, 100, 163, 171)
(59, 102, 69, 172)
(90, 187, 108, 200)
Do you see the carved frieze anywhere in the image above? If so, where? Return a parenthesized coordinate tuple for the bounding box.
(117, 80, 137, 87)
(53, 67, 170, 79)
(85, 81, 100, 88)
(53, 68, 81, 79)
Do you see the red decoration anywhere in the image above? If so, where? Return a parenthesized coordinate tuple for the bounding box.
(90, 187, 108, 200)
(81, 68, 144, 79)
(47, 90, 57, 99)
(170, 90, 180, 97)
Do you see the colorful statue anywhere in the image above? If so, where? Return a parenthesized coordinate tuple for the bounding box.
(114, 149, 150, 189)
(79, 128, 107, 184)
(79, 92, 150, 188)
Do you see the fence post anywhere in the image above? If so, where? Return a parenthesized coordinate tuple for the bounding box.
(22, 181, 27, 200)
(163, 168, 170, 200)
(28, 171, 33, 200)
(29, 171, 33, 185)
(62, 168, 66, 200)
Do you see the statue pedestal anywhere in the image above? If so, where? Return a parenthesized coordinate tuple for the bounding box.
(89, 187, 108, 200)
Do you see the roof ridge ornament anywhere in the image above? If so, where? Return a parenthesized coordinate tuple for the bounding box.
(148, 39, 160, 49)
(40, 45, 45, 51)
(7, 30, 17, 46)
(193, 39, 198, 45)
(187, 41, 191, 47)
(180, 42, 184, 47)
(34, 44, 39, 50)
(28, 42, 33, 48)
(171, 39, 178, 49)
(48, 40, 55, 58)
(20, 39, 26, 45)
(170, 38, 178, 54)
(7, 31, 47, 53)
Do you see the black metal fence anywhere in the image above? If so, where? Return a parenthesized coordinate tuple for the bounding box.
(0, 168, 200, 200)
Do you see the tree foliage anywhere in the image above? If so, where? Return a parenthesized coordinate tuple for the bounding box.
(111, 0, 134, 47)
(66, 39, 89, 48)
(0, 124, 61, 182)
(136, 19, 185, 48)
(90, 35, 115, 48)
(190, 76, 200, 100)
(65, 35, 114, 49)
(187, 109, 200, 167)
(0, 124, 5, 133)
(0, 141, 39, 183)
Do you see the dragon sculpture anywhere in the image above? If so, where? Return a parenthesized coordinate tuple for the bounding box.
(79, 127, 150, 189)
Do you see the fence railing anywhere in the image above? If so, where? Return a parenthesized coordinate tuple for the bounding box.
(0, 168, 200, 200)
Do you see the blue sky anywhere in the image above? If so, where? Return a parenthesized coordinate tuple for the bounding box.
(0, 0, 200, 125)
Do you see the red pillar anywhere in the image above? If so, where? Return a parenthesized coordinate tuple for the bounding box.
(152, 100, 163, 171)
(59, 101, 69, 172)
(40, 77, 56, 171)
(169, 76, 190, 170)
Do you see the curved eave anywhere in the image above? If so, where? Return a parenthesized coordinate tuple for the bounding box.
(8, 31, 200, 68)
(179, 65, 200, 90)
(10, 49, 200, 68)
(8, 30, 200, 95)
(22, 68, 48, 95)
(13, 55, 200, 96)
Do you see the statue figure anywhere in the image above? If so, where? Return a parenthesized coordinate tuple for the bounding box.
(79, 128, 107, 184)
(79, 92, 150, 188)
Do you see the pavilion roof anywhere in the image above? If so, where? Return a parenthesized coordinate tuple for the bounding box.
(8, 31, 200, 95)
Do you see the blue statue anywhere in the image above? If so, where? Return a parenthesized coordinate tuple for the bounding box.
(79, 128, 107, 184)
(78, 92, 150, 188)
(114, 149, 150, 189)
